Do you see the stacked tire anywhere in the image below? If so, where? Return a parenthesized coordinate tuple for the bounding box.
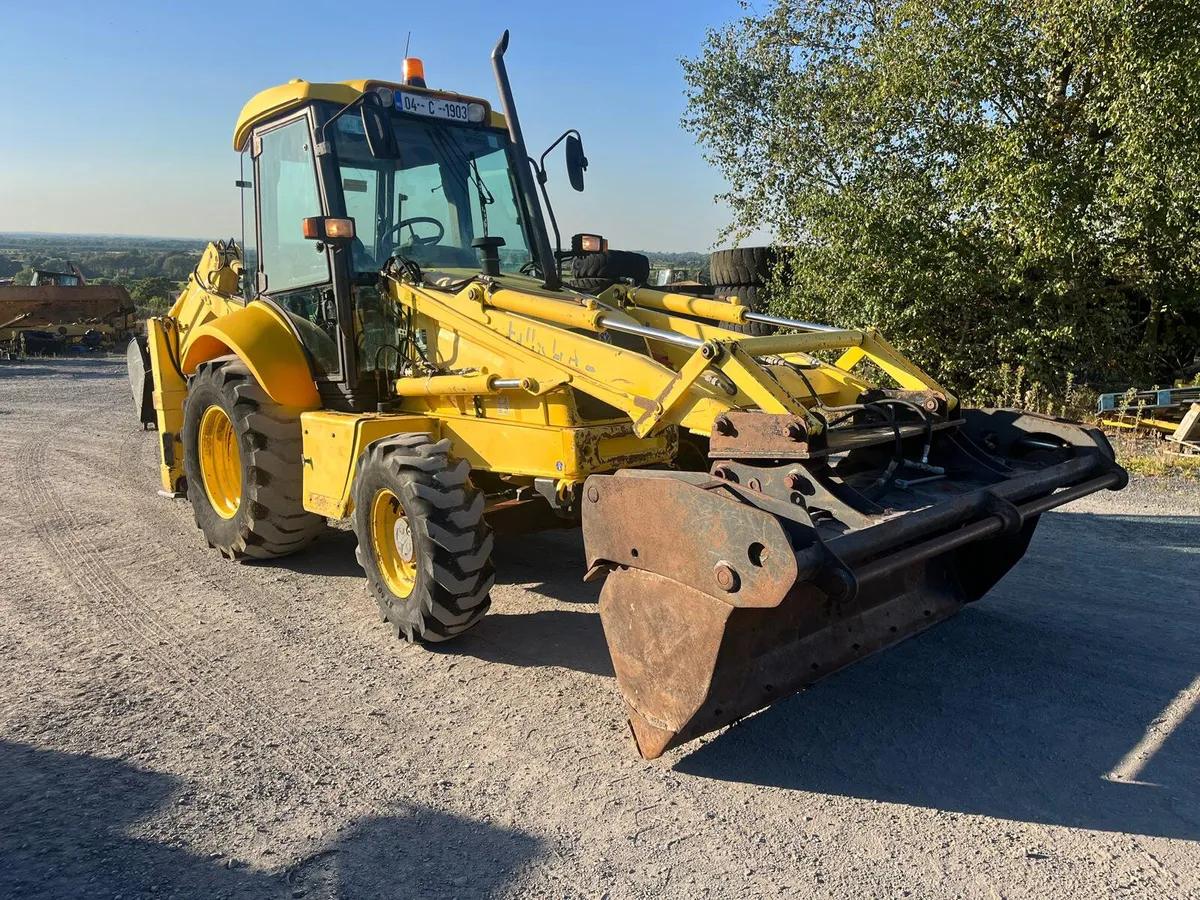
(708, 247, 782, 336)
(570, 249, 651, 294)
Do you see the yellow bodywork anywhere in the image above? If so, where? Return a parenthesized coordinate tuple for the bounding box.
(146, 235, 952, 517)
(179, 304, 320, 408)
(147, 242, 320, 492)
(233, 79, 506, 151)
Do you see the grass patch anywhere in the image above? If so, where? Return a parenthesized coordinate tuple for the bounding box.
(1120, 452, 1200, 480)
(1108, 431, 1200, 481)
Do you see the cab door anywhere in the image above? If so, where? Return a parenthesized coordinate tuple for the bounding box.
(248, 112, 345, 385)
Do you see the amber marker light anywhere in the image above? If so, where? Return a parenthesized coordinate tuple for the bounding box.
(403, 58, 426, 88)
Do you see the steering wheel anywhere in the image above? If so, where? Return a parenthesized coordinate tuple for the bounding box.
(387, 216, 445, 248)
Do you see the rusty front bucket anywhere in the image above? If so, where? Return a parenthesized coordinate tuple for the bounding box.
(582, 410, 1126, 758)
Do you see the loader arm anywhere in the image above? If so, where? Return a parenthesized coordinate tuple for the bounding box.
(384, 276, 947, 441)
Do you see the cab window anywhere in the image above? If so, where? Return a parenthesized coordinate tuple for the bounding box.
(257, 117, 330, 293)
(255, 115, 340, 376)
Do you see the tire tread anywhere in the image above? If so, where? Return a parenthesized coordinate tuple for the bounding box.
(351, 435, 493, 644)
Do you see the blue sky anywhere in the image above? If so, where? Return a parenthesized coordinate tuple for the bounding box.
(0, 0, 758, 251)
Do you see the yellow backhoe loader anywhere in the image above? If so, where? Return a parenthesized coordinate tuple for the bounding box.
(128, 32, 1126, 758)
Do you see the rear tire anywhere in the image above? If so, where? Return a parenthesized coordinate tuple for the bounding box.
(709, 247, 780, 287)
(351, 434, 494, 643)
(568, 276, 615, 295)
(570, 249, 651, 291)
(181, 360, 324, 560)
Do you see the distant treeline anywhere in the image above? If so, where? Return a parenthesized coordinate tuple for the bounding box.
(0, 233, 207, 286)
(637, 251, 710, 271)
(0, 233, 713, 285)
(0, 234, 714, 316)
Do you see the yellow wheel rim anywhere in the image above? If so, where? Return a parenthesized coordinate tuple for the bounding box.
(370, 488, 418, 598)
(198, 405, 242, 519)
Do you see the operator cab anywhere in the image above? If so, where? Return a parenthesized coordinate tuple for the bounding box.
(234, 66, 577, 412)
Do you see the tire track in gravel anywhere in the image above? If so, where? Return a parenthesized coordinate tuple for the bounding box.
(13, 420, 343, 785)
(22, 378, 466, 800)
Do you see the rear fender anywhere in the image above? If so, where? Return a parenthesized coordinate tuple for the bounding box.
(180, 301, 319, 409)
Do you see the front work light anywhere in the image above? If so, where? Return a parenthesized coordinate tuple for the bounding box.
(302, 217, 356, 242)
(572, 233, 608, 254)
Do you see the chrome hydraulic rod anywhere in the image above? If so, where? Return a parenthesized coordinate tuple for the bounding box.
(599, 316, 705, 350)
(744, 311, 840, 332)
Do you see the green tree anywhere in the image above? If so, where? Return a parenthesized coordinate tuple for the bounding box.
(161, 253, 201, 281)
(129, 276, 176, 316)
(130, 276, 173, 303)
(682, 0, 1200, 392)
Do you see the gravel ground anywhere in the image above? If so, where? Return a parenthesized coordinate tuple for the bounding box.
(1, 357, 1198, 900)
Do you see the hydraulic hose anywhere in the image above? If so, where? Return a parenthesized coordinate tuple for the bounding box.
(861, 402, 905, 500)
(866, 397, 935, 465)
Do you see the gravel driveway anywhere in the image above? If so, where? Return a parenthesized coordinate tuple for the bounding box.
(1, 357, 1197, 899)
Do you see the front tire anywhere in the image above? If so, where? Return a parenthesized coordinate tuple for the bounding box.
(181, 360, 324, 559)
(351, 434, 494, 643)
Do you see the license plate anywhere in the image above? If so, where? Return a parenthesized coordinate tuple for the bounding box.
(396, 92, 470, 123)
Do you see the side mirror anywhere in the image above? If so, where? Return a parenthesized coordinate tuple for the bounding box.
(565, 134, 587, 192)
(361, 93, 400, 160)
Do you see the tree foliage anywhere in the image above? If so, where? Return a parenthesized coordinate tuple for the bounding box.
(0, 234, 204, 285)
(128, 276, 175, 306)
(682, 0, 1200, 392)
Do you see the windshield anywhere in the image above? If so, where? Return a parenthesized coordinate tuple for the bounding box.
(332, 111, 534, 278)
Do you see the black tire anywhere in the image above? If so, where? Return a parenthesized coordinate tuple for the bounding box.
(351, 434, 494, 643)
(568, 276, 615, 295)
(571, 249, 651, 288)
(126, 335, 155, 427)
(181, 360, 324, 560)
(709, 247, 780, 287)
(713, 285, 777, 336)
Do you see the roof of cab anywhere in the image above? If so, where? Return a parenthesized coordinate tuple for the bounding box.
(232, 79, 505, 151)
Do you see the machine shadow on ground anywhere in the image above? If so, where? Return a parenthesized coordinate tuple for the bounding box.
(493, 528, 598, 604)
(447, 529, 614, 676)
(252, 515, 613, 674)
(278, 526, 363, 579)
(675, 509, 1200, 840)
(451, 607, 615, 677)
(0, 740, 541, 900)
